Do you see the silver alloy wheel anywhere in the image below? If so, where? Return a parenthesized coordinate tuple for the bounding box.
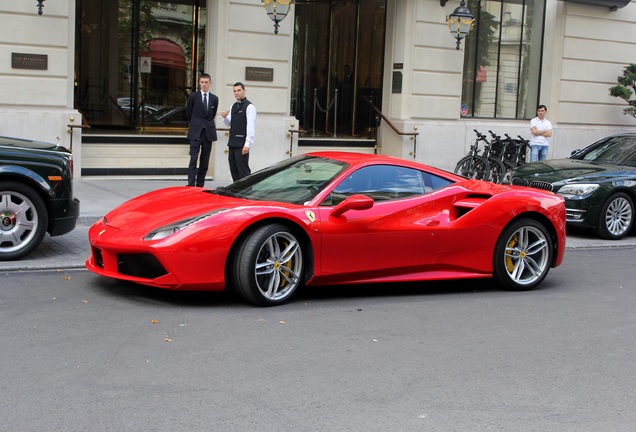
(502, 225, 550, 286)
(604, 196, 633, 237)
(0, 190, 40, 254)
(254, 231, 303, 302)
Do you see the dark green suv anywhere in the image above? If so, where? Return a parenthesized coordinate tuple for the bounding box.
(0, 136, 80, 260)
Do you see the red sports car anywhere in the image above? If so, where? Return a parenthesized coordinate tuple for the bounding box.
(86, 152, 566, 306)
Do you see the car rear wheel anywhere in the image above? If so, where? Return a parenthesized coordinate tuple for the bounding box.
(493, 218, 552, 291)
(595, 192, 634, 240)
(232, 224, 304, 306)
(0, 181, 48, 260)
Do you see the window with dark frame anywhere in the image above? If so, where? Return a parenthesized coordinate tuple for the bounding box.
(460, 0, 546, 120)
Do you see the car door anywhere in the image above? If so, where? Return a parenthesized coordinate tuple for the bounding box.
(314, 165, 450, 283)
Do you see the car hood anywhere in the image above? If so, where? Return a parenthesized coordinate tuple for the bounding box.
(513, 158, 634, 184)
(0, 136, 70, 154)
(101, 186, 278, 232)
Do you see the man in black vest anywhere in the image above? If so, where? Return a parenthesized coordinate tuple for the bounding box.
(221, 82, 256, 181)
(185, 73, 218, 187)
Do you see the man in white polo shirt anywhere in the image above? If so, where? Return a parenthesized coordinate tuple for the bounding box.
(529, 104, 552, 162)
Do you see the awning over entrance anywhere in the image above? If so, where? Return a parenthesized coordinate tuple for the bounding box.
(141, 39, 186, 70)
(563, 0, 631, 9)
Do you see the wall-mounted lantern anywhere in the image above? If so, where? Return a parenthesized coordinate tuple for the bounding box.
(37, 0, 46, 15)
(262, 0, 294, 35)
(445, 0, 475, 50)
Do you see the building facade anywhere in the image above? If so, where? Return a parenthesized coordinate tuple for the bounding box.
(1, 0, 635, 180)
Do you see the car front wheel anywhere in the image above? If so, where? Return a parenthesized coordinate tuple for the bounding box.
(493, 218, 552, 291)
(596, 192, 634, 240)
(232, 224, 304, 306)
(0, 181, 48, 260)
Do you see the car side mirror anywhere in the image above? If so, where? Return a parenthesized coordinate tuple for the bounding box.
(330, 194, 374, 218)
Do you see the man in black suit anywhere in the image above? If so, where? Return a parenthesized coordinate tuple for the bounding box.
(185, 73, 218, 187)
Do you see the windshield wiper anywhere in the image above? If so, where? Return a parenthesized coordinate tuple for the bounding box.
(215, 186, 236, 197)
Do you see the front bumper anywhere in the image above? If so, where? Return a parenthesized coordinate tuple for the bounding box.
(49, 197, 80, 236)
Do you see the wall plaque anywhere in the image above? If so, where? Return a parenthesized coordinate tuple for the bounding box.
(12, 53, 48, 70)
(245, 66, 274, 82)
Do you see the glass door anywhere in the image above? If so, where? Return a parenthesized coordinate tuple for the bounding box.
(291, 0, 386, 138)
(75, 0, 205, 131)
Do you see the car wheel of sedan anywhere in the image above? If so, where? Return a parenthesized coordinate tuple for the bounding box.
(0, 182, 48, 260)
(233, 224, 304, 306)
(493, 218, 552, 291)
(596, 192, 634, 240)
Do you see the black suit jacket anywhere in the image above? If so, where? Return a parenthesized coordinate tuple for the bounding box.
(186, 90, 218, 141)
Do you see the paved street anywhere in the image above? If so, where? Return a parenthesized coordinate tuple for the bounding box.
(2, 177, 636, 431)
(1, 248, 635, 431)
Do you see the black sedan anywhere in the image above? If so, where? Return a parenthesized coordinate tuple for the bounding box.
(511, 133, 636, 239)
(0, 136, 79, 260)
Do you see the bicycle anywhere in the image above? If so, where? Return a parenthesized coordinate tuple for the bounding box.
(454, 131, 490, 180)
(474, 130, 506, 183)
(512, 135, 530, 166)
(488, 131, 519, 179)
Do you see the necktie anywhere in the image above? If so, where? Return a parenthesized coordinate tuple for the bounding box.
(203, 93, 208, 114)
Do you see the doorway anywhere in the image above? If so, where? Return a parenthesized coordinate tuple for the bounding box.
(75, 0, 205, 131)
(291, 0, 387, 138)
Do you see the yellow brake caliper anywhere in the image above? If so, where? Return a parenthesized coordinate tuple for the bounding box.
(506, 234, 519, 272)
(278, 241, 292, 288)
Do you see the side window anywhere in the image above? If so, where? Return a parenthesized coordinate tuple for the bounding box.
(327, 165, 425, 205)
(422, 172, 453, 192)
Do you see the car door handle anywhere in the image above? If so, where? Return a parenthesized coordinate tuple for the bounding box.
(426, 219, 440, 226)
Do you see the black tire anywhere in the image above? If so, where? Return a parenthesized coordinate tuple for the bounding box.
(493, 218, 553, 291)
(454, 156, 490, 180)
(0, 181, 48, 260)
(595, 192, 634, 240)
(487, 158, 506, 184)
(232, 224, 304, 306)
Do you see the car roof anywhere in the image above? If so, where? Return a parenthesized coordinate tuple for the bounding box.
(303, 151, 462, 180)
(305, 151, 417, 166)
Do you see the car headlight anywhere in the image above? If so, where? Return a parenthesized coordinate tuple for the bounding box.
(556, 184, 600, 199)
(144, 210, 226, 241)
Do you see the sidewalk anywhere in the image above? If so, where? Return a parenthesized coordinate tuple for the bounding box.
(2, 177, 635, 272)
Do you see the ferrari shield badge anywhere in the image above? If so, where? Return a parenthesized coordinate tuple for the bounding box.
(305, 210, 316, 223)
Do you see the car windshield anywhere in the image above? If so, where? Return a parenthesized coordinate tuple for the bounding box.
(572, 136, 636, 166)
(215, 155, 348, 204)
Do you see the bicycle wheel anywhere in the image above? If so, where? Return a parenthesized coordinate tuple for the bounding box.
(487, 158, 506, 184)
(455, 156, 490, 180)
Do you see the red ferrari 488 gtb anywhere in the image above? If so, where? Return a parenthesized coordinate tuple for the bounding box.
(86, 152, 566, 306)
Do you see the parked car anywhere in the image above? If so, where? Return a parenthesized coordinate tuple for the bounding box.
(86, 152, 565, 306)
(0, 136, 79, 260)
(511, 133, 636, 240)
(143, 106, 188, 126)
(116, 98, 159, 117)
